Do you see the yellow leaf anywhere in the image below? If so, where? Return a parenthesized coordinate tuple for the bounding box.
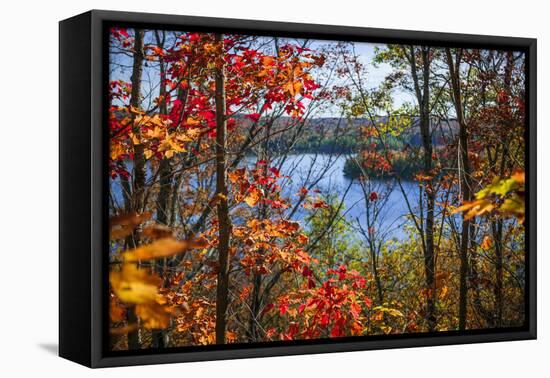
(284, 80, 303, 96)
(373, 306, 404, 317)
(146, 126, 164, 139)
(244, 187, 263, 207)
(129, 106, 145, 115)
(175, 132, 193, 143)
(186, 117, 201, 126)
(110, 143, 127, 161)
(168, 138, 186, 153)
(130, 132, 141, 145)
(136, 301, 171, 329)
(110, 264, 161, 304)
(145, 115, 165, 128)
(386, 308, 404, 317)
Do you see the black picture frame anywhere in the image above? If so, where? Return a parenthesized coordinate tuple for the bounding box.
(59, 9, 537, 368)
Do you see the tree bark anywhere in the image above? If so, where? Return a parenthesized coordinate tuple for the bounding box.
(492, 220, 504, 327)
(130, 30, 147, 217)
(126, 28, 145, 350)
(214, 34, 232, 344)
(152, 30, 171, 349)
(445, 48, 472, 330)
(493, 51, 514, 327)
(248, 105, 274, 341)
(249, 273, 262, 341)
(409, 46, 437, 332)
(362, 186, 384, 304)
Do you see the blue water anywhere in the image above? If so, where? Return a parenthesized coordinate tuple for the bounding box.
(272, 154, 418, 240)
(110, 154, 420, 240)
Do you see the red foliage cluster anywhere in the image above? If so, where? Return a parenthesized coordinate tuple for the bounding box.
(269, 264, 372, 340)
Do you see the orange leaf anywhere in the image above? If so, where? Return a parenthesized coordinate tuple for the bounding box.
(109, 294, 125, 322)
(453, 199, 494, 220)
(481, 235, 493, 250)
(261, 56, 275, 67)
(228, 168, 246, 184)
(136, 302, 171, 329)
(110, 212, 151, 240)
(511, 170, 525, 185)
(123, 238, 192, 262)
(141, 223, 174, 239)
(189, 235, 210, 249)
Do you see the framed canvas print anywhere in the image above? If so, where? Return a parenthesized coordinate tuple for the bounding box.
(59, 10, 536, 368)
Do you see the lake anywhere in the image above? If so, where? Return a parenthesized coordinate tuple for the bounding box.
(273, 154, 418, 240)
(110, 154, 420, 240)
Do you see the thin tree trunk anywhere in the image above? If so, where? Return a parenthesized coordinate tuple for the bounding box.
(248, 106, 273, 341)
(410, 46, 437, 332)
(249, 273, 262, 341)
(126, 29, 145, 350)
(362, 188, 383, 304)
(493, 51, 514, 327)
(445, 48, 472, 330)
(492, 220, 504, 327)
(152, 30, 170, 349)
(214, 34, 232, 344)
(130, 30, 147, 216)
(421, 113, 436, 333)
(371, 246, 384, 305)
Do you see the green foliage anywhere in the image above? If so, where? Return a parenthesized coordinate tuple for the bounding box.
(305, 195, 362, 274)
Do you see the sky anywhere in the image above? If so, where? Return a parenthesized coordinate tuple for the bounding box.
(109, 29, 414, 117)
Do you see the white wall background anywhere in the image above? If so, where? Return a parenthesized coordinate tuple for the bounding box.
(0, 0, 546, 376)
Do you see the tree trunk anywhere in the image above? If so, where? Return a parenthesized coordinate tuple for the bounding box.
(371, 249, 384, 305)
(214, 34, 232, 344)
(126, 28, 145, 350)
(130, 30, 147, 216)
(493, 51, 514, 327)
(492, 220, 504, 327)
(411, 46, 437, 332)
(363, 190, 384, 304)
(249, 273, 262, 341)
(420, 113, 436, 332)
(248, 105, 274, 341)
(152, 30, 171, 349)
(445, 48, 472, 330)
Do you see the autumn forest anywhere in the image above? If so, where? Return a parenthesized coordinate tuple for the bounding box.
(108, 27, 527, 351)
